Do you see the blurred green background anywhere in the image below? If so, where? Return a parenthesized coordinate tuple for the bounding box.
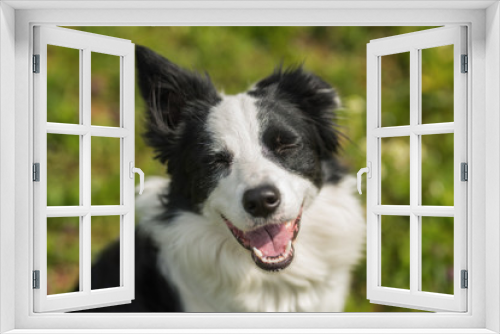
(46, 26, 455, 312)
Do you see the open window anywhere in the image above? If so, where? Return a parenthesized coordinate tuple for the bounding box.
(32, 24, 468, 314)
(1, 0, 497, 331)
(363, 26, 467, 312)
(33, 26, 138, 312)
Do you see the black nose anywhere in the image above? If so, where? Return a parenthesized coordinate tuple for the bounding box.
(242, 185, 281, 218)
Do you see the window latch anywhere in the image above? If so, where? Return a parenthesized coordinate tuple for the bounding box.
(357, 162, 372, 195)
(129, 162, 145, 195)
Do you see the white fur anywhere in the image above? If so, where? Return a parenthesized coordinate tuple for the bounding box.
(137, 176, 365, 312)
(203, 94, 318, 231)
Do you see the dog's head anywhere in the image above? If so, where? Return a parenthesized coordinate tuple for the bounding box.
(136, 45, 344, 272)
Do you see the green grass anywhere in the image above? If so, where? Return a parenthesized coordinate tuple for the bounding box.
(47, 26, 453, 312)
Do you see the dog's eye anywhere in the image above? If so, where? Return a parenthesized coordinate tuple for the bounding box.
(274, 134, 300, 154)
(263, 128, 301, 155)
(211, 152, 233, 167)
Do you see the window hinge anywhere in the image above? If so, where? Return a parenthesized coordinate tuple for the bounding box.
(461, 270, 468, 289)
(461, 162, 468, 181)
(33, 270, 40, 289)
(33, 163, 40, 182)
(33, 54, 40, 73)
(461, 54, 468, 73)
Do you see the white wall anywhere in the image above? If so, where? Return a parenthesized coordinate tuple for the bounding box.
(0, 2, 16, 334)
(486, 2, 500, 333)
(2, 3, 497, 332)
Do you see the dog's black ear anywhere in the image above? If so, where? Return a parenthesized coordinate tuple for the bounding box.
(136, 45, 219, 163)
(250, 66, 341, 158)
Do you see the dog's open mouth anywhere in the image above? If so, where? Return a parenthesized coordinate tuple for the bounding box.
(222, 208, 302, 272)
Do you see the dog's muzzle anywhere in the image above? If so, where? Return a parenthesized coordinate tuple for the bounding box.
(222, 207, 302, 271)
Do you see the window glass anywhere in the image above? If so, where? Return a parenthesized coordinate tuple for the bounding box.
(47, 45, 80, 124)
(381, 136, 410, 205)
(47, 134, 80, 206)
(381, 215, 410, 290)
(381, 52, 410, 127)
(91, 137, 121, 205)
(91, 52, 121, 127)
(421, 133, 454, 206)
(421, 216, 454, 294)
(47, 217, 80, 295)
(421, 45, 454, 124)
(91, 216, 121, 290)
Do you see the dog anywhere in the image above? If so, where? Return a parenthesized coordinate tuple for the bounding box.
(87, 45, 365, 312)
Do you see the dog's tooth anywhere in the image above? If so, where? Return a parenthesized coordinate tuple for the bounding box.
(285, 240, 292, 254)
(252, 247, 263, 258)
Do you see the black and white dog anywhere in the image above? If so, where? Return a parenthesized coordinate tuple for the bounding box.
(88, 46, 365, 312)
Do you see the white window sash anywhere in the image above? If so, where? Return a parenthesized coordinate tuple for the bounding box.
(32, 26, 136, 313)
(366, 26, 468, 312)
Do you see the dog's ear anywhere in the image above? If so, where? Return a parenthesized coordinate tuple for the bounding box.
(250, 66, 341, 158)
(136, 45, 219, 163)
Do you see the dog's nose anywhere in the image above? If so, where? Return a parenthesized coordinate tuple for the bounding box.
(242, 185, 281, 218)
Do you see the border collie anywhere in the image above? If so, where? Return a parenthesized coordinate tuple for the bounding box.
(88, 45, 365, 312)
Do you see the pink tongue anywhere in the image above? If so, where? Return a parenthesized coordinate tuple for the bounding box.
(246, 223, 293, 257)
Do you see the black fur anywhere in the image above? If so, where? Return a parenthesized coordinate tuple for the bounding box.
(250, 66, 345, 187)
(136, 45, 224, 215)
(136, 45, 221, 162)
(76, 230, 182, 312)
(249, 66, 342, 159)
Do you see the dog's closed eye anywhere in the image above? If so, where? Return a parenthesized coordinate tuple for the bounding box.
(265, 129, 301, 155)
(275, 135, 301, 154)
(208, 151, 233, 168)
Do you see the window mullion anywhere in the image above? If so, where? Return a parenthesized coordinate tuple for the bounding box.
(78, 48, 84, 292)
(121, 51, 135, 292)
(81, 47, 92, 294)
(409, 48, 421, 294)
(119, 55, 125, 287)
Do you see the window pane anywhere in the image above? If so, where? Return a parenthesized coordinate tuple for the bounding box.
(47, 217, 80, 295)
(381, 215, 410, 290)
(421, 216, 454, 294)
(381, 136, 410, 205)
(91, 52, 121, 127)
(47, 45, 80, 124)
(421, 45, 454, 124)
(47, 134, 80, 206)
(421, 133, 454, 206)
(91, 216, 121, 290)
(91, 137, 121, 205)
(381, 52, 410, 127)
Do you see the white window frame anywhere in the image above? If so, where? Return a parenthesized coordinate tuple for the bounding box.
(0, 1, 499, 333)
